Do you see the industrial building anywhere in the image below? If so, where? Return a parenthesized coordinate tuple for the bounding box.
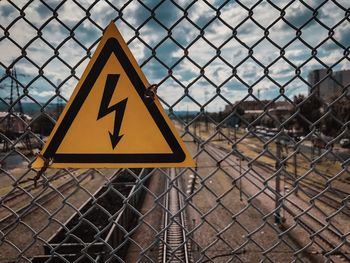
(308, 69, 350, 101)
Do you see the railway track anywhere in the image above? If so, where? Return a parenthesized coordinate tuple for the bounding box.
(160, 168, 191, 263)
(206, 142, 350, 261)
(0, 168, 79, 204)
(243, 142, 350, 187)
(0, 170, 92, 231)
(212, 142, 350, 217)
(209, 142, 344, 212)
(243, 151, 350, 217)
(283, 200, 350, 261)
(236, 157, 350, 212)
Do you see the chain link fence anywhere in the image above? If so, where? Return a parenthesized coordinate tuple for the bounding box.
(1, 0, 350, 262)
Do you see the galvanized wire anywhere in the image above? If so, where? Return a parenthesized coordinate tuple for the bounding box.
(1, 0, 350, 262)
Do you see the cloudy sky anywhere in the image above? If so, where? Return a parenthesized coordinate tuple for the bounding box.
(0, 0, 349, 112)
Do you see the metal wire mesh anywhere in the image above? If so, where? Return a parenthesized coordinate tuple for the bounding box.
(1, 0, 350, 262)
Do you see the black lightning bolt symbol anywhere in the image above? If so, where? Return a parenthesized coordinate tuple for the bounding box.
(97, 74, 128, 149)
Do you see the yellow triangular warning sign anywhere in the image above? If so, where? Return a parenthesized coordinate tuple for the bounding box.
(32, 22, 194, 169)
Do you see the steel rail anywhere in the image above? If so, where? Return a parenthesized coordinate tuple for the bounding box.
(210, 142, 350, 217)
(0, 168, 79, 204)
(161, 168, 190, 263)
(207, 142, 350, 261)
(0, 170, 91, 231)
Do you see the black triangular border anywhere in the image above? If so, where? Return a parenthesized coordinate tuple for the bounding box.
(43, 37, 185, 164)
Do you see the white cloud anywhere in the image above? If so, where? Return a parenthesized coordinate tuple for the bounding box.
(30, 89, 55, 98)
(0, 0, 349, 112)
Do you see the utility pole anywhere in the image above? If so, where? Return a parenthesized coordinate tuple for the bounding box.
(234, 124, 238, 142)
(275, 140, 282, 224)
(294, 146, 298, 195)
(194, 119, 197, 141)
(205, 90, 209, 132)
(2, 68, 31, 152)
(56, 80, 63, 119)
(186, 105, 189, 125)
(239, 157, 242, 201)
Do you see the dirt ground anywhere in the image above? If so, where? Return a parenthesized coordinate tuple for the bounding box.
(182, 140, 315, 263)
(0, 169, 113, 263)
(124, 138, 316, 262)
(1, 128, 348, 262)
(124, 169, 166, 262)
